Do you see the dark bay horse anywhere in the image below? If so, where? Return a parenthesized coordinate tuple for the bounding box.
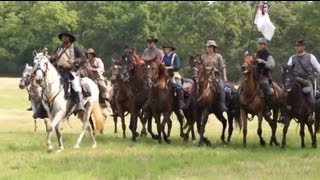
(239, 53, 281, 147)
(279, 65, 317, 148)
(189, 55, 241, 146)
(145, 61, 175, 143)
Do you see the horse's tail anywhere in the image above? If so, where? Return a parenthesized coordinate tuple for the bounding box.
(315, 110, 320, 134)
(234, 113, 242, 131)
(92, 101, 106, 134)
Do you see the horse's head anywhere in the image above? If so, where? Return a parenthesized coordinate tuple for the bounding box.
(281, 65, 295, 92)
(110, 58, 128, 83)
(144, 62, 160, 87)
(241, 53, 256, 74)
(188, 54, 202, 81)
(19, 63, 34, 89)
(33, 49, 50, 85)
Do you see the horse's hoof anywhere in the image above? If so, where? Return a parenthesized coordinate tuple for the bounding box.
(301, 144, 306, 148)
(260, 140, 266, 147)
(134, 132, 140, 138)
(92, 144, 97, 149)
(131, 137, 136, 142)
(243, 143, 247, 148)
(198, 142, 204, 147)
(152, 135, 160, 140)
(274, 141, 280, 146)
(158, 140, 162, 144)
(56, 148, 64, 153)
(74, 145, 80, 149)
(281, 145, 286, 149)
(47, 147, 53, 153)
(312, 143, 318, 149)
(165, 139, 171, 144)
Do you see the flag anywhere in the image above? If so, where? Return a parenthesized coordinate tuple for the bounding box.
(254, 1, 276, 41)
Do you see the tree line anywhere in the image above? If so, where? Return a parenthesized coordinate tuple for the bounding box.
(1, 1, 320, 83)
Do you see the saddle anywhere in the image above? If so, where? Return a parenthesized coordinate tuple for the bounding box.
(181, 78, 194, 95)
(59, 70, 91, 101)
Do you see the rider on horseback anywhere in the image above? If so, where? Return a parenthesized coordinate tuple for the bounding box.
(255, 38, 275, 118)
(83, 48, 109, 102)
(49, 31, 86, 114)
(201, 40, 228, 113)
(141, 36, 164, 111)
(161, 41, 187, 110)
(283, 39, 320, 124)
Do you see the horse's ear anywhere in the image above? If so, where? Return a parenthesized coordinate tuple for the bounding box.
(25, 63, 29, 68)
(32, 50, 37, 57)
(43, 47, 48, 56)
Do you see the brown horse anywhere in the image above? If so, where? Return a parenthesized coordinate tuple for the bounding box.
(119, 50, 150, 141)
(145, 61, 175, 143)
(189, 55, 238, 147)
(239, 53, 281, 147)
(279, 65, 317, 148)
(188, 55, 241, 143)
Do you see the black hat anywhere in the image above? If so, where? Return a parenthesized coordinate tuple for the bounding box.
(295, 39, 305, 46)
(58, 31, 76, 43)
(146, 36, 158, 43)
(162, 42, 176, 50)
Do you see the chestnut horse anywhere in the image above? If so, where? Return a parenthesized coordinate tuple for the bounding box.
(189, 55, 241, 146)
(239, 53, 281, 147)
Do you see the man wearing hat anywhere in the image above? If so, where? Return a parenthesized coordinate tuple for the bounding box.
(160, 41, 186, 109)
(255, 37, 275, 118)
(283, 39, 320, 124)
(83, 48, 109, 102)
(141, 36, 164, 64)
(49, 31, 86, 114)
(201, 40, 228, 113)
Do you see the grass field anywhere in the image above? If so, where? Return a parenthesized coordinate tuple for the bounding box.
(1, 77, 320, 179)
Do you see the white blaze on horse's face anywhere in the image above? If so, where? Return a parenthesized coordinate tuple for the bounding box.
(33, 53, 48, 85)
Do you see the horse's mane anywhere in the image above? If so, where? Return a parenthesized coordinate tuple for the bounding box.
(158, 63, 168, 79)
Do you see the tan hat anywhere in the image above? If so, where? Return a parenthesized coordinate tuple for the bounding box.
(206, 40, 218, 47)
(257, 38, 267, 44)
(85, 48, 96, 57)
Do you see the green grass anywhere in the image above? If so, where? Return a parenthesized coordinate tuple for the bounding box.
(0, 77, 320, 179)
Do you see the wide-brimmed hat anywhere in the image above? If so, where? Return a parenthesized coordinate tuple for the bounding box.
(85, 48, 96, 57)
(162, 42, 176, 50)
(257, 38, 267, 44)
(58, 31, 76, 42)
(58, 31, 76, 43)
(206, 40, 218, 47)
(146, 36, 158, 43)
(295, 39, 305, 46)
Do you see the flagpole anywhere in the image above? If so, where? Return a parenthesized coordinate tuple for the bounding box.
(246, 1, 260, 51)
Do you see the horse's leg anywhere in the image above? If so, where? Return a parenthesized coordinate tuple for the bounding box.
(139, 111, 147, 137)
(166, 116, 173, 139)
(162, 112, 172, 144)
(34, 119, 37, 131)
(146, 111, 158, 140)
(174, 109, 185, 138)
(264, 111, 279, 146)
(300, 122, 306, 148)
(75, 103, 96, 148)
(215, 112, 227, 144)
(154, 113, 162, 144)
(240, 109, 248, 147)
(198, 109, 211, 147)
(55, 123, 64, 152)
(281, 115, 291, 149)
(120, 114, 126, 138)
(227, 113, 233, 143)
(307, 122, 317, 148)
(47, 111, 64, 152)
(129, 108, 139, 142)
(44, 118, 48, 132)
(113, 115, 118, 133)
(87, 116, 97, 149)
(257, 113, 266, 146)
